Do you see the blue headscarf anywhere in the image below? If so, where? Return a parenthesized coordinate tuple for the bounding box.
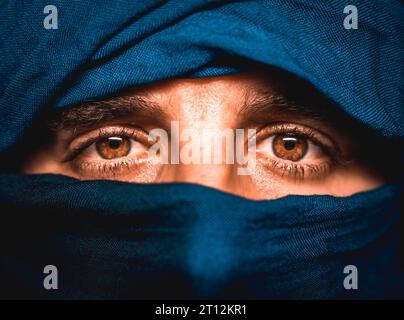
(0, 0, 403, 299)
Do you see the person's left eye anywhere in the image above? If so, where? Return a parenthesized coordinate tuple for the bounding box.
(255, 123, 339, 180)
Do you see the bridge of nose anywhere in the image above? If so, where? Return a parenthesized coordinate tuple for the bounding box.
(158, 162, 253, 198)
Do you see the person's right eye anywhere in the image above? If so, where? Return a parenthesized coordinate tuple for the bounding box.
(95, 136, 133, 159)
(64, 126, 158, 179)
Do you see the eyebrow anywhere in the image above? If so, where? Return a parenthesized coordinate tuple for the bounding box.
(48, 95, 167, 132)
(237, 88, 340, 128)
(48, 86, 342, 134)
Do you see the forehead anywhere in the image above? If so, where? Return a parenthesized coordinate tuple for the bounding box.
(136, 72, 281, 107)
(132, 72, 281, 124)
(50, 68, 341, 135)
(139, 72, 276, 97)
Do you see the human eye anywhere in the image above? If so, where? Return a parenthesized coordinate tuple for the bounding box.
(63, 126, 158, 180)
(255, 123, 341, 180)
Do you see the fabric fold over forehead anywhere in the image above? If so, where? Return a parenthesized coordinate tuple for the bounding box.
(0, 0, 403, 156)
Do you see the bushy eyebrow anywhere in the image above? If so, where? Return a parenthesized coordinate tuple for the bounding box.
(48, 84, 341, 134)
(48, 95, 167, 131)
(237, 88, 337, 127)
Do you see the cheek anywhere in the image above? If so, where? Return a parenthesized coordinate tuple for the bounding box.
(248, 163, 285, 199)
(316, 163, 384, 196)
(22, 144, 162, 183)
(94, 162, 161, 183)
(22, 147, 62, 175)
(249, 160, 384, 199)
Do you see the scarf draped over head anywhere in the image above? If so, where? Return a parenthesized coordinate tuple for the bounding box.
(0, 0, 403, 299)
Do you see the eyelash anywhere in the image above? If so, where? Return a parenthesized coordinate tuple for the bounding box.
(75, 157, 148, 177)
(65, 123, 341, 180)
(65, 127, 152, 176)
(65, 127, 147, 160)
(255, 123, 341, 180)
(261, 158, 332, 180)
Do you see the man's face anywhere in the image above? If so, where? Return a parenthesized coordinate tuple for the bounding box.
(22, 71, 383, 199)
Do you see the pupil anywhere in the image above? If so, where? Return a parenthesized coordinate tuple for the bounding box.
(283, 138, 296, 150)
(108, 137, 122, 149)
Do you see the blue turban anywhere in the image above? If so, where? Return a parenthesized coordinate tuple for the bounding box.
(0, 0, 403, 299)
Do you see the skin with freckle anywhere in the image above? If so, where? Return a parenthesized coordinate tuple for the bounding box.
(22, 72, 384, 199)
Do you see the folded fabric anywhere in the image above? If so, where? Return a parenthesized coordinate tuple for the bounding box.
(0, 0, 403, 299)
(0, 0, 403, 158)
(0, 174, 402, 299)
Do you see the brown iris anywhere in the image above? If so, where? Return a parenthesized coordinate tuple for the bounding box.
(272, 135, 307, 161)
(96, 137, 131, 159)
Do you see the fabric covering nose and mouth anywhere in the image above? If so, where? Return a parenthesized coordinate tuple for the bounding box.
(0, 174, 402, 299)
(0, 0, 403, 299)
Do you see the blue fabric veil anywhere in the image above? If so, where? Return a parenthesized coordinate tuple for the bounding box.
(0, 0, 403, 299)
